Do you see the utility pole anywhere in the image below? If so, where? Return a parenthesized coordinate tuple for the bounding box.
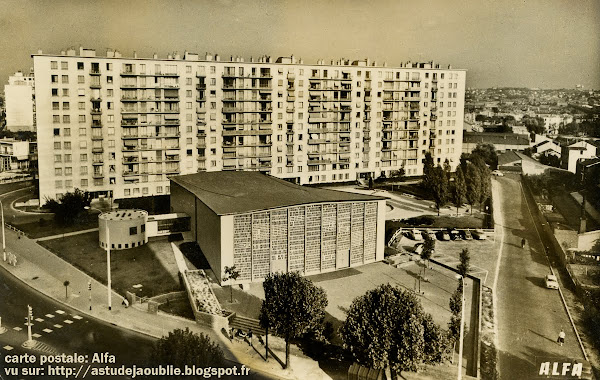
(88, 279, 92, 311)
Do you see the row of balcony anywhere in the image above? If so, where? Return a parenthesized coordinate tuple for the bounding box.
(122, 145, 180, 151)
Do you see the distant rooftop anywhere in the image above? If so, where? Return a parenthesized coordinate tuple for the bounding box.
(170, 172, 385, 216)
(463, 132, 530, 146)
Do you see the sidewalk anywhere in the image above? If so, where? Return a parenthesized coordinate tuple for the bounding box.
(0, 227, 329, 379)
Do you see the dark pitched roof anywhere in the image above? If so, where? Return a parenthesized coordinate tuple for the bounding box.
(579, 157, 600, 168)
(498, 151, 521, 166)
(170, 171, 385, 215)
(463, 132, 530, 146)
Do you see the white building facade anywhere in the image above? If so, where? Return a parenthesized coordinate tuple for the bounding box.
(33, 48, 466, 201)
(4, 72, 35, 132)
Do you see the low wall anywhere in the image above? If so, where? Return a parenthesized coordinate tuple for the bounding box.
(429, 257, 482, 379)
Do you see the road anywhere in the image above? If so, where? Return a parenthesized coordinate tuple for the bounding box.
(495, 175, 584, 379)
(0, 263, 155, 379)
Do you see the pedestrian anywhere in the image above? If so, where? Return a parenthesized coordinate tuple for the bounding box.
(557, 329, 565, 346)
(248, 329, 253, 346)
(122, 297, 129, 308)
(521, 238, 526, 248)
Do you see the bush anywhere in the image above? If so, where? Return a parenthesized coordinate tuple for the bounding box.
(403, 215, 435, 226)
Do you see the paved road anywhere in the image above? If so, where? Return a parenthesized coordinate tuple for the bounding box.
(495, 176, 584, 379)
(0, 263, 155, 379)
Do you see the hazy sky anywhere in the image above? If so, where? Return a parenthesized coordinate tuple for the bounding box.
(0, 0, 598, 89)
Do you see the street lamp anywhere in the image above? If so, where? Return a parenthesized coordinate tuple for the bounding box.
(0, 199, 5, 262)
(85, 205, 112, 311)
(456, 274, 466, 380)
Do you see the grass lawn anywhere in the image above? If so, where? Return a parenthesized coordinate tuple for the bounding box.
(15, 212, 99, 239)
(0, 180, 33, 195)
(158, 297, 195, 320)
(40, 231, 181, 298)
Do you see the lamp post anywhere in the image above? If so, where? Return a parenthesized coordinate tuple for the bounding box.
(85, 206, 111, 311)
(0, 199, 5, 262)
(457, 275, 466, 380)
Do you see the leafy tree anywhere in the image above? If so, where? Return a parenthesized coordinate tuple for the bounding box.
(539, 154, 560, 168)
(457, 248, 471, 278)
(465, 164, 481, 213)
(420, 234, 435, 277)
(478, 166, 492, 211)
(451, 168, 467, 216)
(522, 115, 545, 135)
(44, 188, 91, 225)
(259, 272, 328, 369)
(421, 152, 435, 192)
(341, 284, 447, 375)
(471, 143, 498, 169)
(223, 266, 240, 303)
(150, 328, 224, 377)
(448, 282, 464, 342)
(430, 166, 449, 216)
(443, 159, 452, 181)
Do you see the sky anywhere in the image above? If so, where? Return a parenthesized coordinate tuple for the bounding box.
(0, 0, 598, 90)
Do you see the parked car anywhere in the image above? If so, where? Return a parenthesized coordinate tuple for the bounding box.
(491, 170, 504, 177)
(461, 230, 473, 240)
(427, 230, 437, 240)
(472, 229, 487, 240)
(414, 243, 423, 255)
(410, 229, 423, 241)
(437, 230, 451, 241)
(545, 274, 559, 289)
(448, 228, 461, 240)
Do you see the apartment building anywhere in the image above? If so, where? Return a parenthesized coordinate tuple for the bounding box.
(4, 71, 36, 132)
(33, 47, 466, 202)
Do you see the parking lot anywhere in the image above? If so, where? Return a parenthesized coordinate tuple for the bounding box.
(389, 227, 500, 286)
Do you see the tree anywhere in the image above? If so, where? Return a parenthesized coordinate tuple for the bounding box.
(421, 152, 435, 192)
(465, 164, 481, 213)
(451, 168, 467, 216)
(478, 166, 492, 211)
(420, 234, 435, 278)
(44, 188, 91, 225)
(259, 272, 328, 369)
(430, 166, 449, 216)
(457, 248, 471, 278)
(340, 284, 447, 376)
(448, 281, 464, 342)
(471, 143, 498, 169)
(443, 159, 452, 181)
(63, 280, 70, 300)
(539, 154, 560, 168)
(150, 328, 224, 375)
(522, 115, 545, 135)
(223, 266, 240, 303)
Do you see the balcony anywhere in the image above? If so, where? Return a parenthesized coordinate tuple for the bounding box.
(123, 170, 140, 177)
(92, 147, 104, 153)
(92, 160, 104, 166)
(91, 135, 103, 140)
(90, 69, 101, 76)
(92, 173, 104, 179)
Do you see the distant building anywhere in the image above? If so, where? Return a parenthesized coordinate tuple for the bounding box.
(561, 141, 597, 173)
(462, 132, 529, 154)
(0, 139, 37, 172)
(576, 157, 600, 189)
(531, 140, 561, 158)
(4, 72, 35, 132)
(170, 171, 386, 285)
(498, 151, 565, 175)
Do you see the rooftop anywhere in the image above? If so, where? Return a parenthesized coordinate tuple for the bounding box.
(170, 172, 385, 216)
(463, 132, 530, 146)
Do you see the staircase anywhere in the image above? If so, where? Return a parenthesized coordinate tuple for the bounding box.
(228, 314, 265, 336)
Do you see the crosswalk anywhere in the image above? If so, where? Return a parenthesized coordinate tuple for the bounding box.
(0, 308, 84, 353)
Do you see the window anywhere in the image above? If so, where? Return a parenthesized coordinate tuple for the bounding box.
(106, 63, 112, 71)
(62, 89, 69, 96)
(79, 115, 86, 123)
(51, 75, 58, 83)
(54, 154, 61, 162)
(51, 61, 58, 69)
(107, 76, 113, 84)
(62, 75, 69, 84)
(53, 115, 60, 124)
(78, 102, 85, 110)
(107, 89, 113, 97)
(81, 179, 88, 187)
(64, 154, 72, 163)
(63, 102, 70, 110)
(64, 142, 71, 150)
(79, 128, 86, 136)
(63, 128, 71, 136)
(62, 115, 70, 123)
(52, 88, 59, 96)
(129, 226, 137, 235)
(55, 168, 62, 176)
(52, 102, 60, 110)
(77, 62, 84, 70)
(77, 75, 85, 84)
(124, 189, 131, 196)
